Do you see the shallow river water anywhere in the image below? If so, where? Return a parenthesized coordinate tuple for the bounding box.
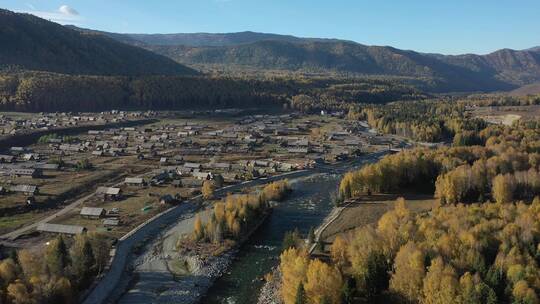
(201, 172, 341, 304)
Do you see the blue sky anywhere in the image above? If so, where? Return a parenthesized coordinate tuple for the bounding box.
(2, 0, 539, 55)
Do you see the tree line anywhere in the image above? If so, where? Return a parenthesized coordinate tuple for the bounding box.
(279, 196, 540, 303)
(188, 180, 290, 246)
(346, 100, 487, 143)
(0, 233, 109, 304)
(340, 110, 540, 206)
(0, 72, 427, 112)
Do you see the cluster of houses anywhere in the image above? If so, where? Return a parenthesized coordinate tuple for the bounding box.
(0, 110, 155, 138)
(1, 110, 408, 238)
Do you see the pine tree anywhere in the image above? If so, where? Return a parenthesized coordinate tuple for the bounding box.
(341, 277, 356, 304)
(295, 282, 306, 304)
(307, 227, 315, 245)
(71, 237, 96, 289)
(364, 251, 390, 299)
(46, 236, 70, 276)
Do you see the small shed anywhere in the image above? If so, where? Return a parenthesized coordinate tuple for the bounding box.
(193, 171, 213, 180)
(10, 184, 38, 195)
(11, 168, 42, 178)
(184, 162, 202, 169)
(181, 178, 203, 188)
(96, 187, 122, 201)
(34, 163, 60, 171)
(102, 218, 120, 226)
(125, 177, 145, 186)
(80, 207, 106, 219)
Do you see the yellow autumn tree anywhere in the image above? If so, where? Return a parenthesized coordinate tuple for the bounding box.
(214, 202, 225, 223)
(512, 280, 539, 304)
(421, 257, 459, 304)
(202, 180, 215, 200)
(347, 226, 382, 285)
(304, 259, 343, 304)
(280, 248, 309, 304)
(376, 197, 413, 256)
(389, 242, 426, 302)
(7, 281, 33, 304)
(492, 174, 515, 204)
(330, 235, 348, 269)
(0, 258, 18, 285)
(17, 250, 42, 279)
(193, 214, 204, 241)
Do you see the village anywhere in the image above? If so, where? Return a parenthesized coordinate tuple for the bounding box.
(0, 110, 403, 250)
(0, 110, 158, 138)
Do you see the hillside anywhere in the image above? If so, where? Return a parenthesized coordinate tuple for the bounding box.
(66, 27, 347, 47)
(509, 82, 540, 96)
(433, 48, 540, 87)
(0, 9, 196, 76)
(85, 29, 540, 92)
(141, 41, 517, 92)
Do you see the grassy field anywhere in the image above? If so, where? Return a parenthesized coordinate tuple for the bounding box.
(0, 212, 43, 235)
(51, 184, 190, 238)
(321, 193, 435, 243)
(470, 105, 540, 125)
(0, 155, 155, 235)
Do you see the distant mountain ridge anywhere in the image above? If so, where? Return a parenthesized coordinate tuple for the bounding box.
(66, 27, 351, 47)
(77, 27, 540, 92)
(0, 10, 196, 76)
(1, 8, 539, 93)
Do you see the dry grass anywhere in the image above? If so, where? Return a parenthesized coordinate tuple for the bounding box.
(321, 194, 435, 242)
(470, 105, 540, 124)
(50, 184, 190, 237)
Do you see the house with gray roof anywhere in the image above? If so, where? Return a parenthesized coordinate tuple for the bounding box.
(80, 207, 106, 219)
(10, 184, 38, 195)
(37, 223, 86, 235)
(96, 187, 122, 200)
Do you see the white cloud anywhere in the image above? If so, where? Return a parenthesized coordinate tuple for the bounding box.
(21, 5, 83, 25)
(58, 5, 78, 16)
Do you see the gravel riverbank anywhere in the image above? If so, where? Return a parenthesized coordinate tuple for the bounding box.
(116, 203, 237, 304)
(257, 267, 283, 304)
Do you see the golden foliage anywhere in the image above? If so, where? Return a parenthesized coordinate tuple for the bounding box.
(304, 259, 343, 304)
(330, 235, 348, 268)
(389, 242, 426, 302)
(280, 248, 309, 304)
(202, 180, 215, 200)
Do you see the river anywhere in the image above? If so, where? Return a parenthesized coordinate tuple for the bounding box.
(200, 164, 360, 303)
(84, 152, 384, 304)
(200, 152, 386, 304)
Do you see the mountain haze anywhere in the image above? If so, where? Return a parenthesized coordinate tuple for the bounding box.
(0, 9, 197, 76)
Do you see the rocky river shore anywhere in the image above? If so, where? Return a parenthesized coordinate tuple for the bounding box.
(118, 230, 238, 303)
(257, 267, 283, 304)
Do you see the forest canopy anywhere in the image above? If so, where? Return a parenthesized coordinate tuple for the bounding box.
(0, 72, 426, 112)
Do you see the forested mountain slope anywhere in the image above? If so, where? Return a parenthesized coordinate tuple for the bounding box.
(0, 9, 196, 76)
(86, 28, 540, 92)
